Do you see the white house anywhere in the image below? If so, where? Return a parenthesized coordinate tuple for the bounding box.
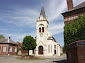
(34, 5, 62, 56)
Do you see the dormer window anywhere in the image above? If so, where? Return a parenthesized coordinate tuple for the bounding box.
(39, 28, 41, 32)
(42, 27, 44, 32)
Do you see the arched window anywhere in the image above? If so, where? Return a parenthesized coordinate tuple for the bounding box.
(39, 24, 44, 33)
(42, 27, 44, 32)
(39, 27, 41, 32)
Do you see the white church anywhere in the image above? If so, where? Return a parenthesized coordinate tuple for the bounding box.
(33, 5, 63, 56)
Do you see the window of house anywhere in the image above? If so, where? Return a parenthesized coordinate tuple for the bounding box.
(15, 47, 17, 52)
(10, 47, 12, 52)
(3, 47, 6, 52)
(42, 27, 44, 32)
(39, 28, 41, 32)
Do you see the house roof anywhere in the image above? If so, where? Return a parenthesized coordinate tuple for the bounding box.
(0, 38, 18, 45)
(74, 1, 85, 10)
(17, 42, 22, 49)
(62, 1, 85, 14)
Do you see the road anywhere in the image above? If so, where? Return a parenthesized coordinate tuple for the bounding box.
(0, 54, 67, 63)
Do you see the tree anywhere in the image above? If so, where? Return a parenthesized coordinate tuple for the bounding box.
(64, 15, 85, 47)
(22, 36, 36, 56)
(0, 35, 5, 39)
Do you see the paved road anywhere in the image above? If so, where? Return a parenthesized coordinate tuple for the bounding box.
(0, 55, 67, 63)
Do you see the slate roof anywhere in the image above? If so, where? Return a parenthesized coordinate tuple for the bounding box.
(47, 36, 57, 43)
(62, 1, 85, 14)
(40, 5, 46, 18)
(74, 1, 85, 10)
(0, 38, 18, 45)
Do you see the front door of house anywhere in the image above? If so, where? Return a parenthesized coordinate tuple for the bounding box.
(39, 46, 43, 54)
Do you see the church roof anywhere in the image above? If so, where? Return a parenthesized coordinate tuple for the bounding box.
(40, 5, 46, 18)
(47, 36, 57, 42)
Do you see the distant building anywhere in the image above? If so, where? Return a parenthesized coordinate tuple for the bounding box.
(34, 5, 62, 56)
(62, 0, 85, 24)
(17, 42, 22, 50)
(0, 37, 18, 55)
(17, 42, 22, 55)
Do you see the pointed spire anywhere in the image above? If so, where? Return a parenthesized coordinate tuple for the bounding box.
(40, 4, 46, 18)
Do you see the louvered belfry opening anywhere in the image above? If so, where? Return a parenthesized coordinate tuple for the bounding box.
(39, 27, 41, 32)
(42, 27, 44, 32)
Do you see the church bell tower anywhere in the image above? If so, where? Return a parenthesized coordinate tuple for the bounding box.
(35, 5, 49, 56)
(36, 5, 48, 44)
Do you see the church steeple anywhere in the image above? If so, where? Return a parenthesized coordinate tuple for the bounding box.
(37, 3, 48, 23)
(40, 4, 46, 18)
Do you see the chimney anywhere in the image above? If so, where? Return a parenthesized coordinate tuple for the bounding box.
(8, 37, 11, 43)
(9, 37, 11, 39)
(67, 0, 73, 10)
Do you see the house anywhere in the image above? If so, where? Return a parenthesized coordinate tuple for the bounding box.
(17, 42, 22, 50)
(34, 5, 62, 56)
(62, 0, 85, 24)
(0, 37, 18, 55)
(17, 42, 22, 55)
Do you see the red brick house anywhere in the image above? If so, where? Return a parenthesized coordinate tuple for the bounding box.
(17, 42, 22, 50)
(0, 37, 18, 55)
(62, 0, 85, 24)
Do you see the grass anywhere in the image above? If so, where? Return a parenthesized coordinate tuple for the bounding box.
(16, 57, 45, 60)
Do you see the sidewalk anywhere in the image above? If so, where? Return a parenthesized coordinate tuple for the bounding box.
(36, 54, 67, 59)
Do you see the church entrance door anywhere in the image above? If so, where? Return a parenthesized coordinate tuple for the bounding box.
(54, 50, 56, 54)
(38, 46, 43, 55)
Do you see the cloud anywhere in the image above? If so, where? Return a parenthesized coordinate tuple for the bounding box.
(0, 32, 36, 42)
(0, 0, 66, 43)
(0, 29, 8, 31)
(46, 0, 67, 22)
(49, 23, 64, 35)
(0, 8, 39, 27)
(0, 0, 84, 44)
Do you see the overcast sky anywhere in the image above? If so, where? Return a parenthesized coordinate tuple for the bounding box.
(0, 0, 85, 46)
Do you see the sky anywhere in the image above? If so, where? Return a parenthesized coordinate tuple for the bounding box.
(0, 0, 85, 47)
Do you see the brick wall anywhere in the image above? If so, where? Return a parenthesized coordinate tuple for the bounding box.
(66, 40, 85, 63)
(0, 44, 18, 55)
(62, 7, 85, 24)
(21, 50, 28, 54)
(77, 45, 85, 63)
(0, 44, 9, 55)
(8, 46, 18, 55)
(67, 0, 73, 10)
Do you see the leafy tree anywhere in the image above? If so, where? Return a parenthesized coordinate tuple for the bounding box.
(0, 35, 5, 39)
(22, 36, 36, 56)
(64, 15, 85, 46)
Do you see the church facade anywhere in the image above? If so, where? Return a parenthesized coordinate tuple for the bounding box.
(34, 5, 62, 56)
